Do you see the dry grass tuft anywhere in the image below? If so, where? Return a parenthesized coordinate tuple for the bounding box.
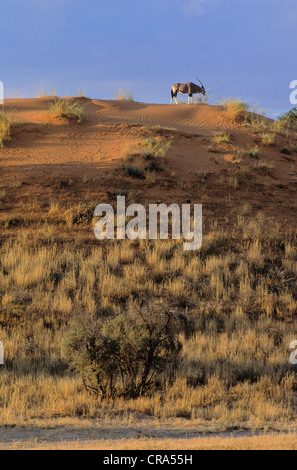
(211, 133, 232, 145)
(142, 138, 171, 157)
(48, 99, 85, 123)
(260, 133, 275, 146)
(222, 99, 249, 122)
(0, 113, 13, 146)
(115, 90, 134, 101)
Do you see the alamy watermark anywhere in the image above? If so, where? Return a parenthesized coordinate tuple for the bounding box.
(290, 80, 297, 105)
(94, 197, 202, 251)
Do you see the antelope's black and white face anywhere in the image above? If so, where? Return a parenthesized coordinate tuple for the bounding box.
(201, 86, 206, 96)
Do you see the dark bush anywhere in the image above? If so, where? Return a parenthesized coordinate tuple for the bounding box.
(280, 147, 292, 155)
(124, 166, 145, 179)
(63, 302, 184, 399)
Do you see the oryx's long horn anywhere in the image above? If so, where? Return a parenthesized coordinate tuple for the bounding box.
(195, 76, 204, 87)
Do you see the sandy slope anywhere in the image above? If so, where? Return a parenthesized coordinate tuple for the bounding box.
(0, 97, 294, 180)
(1, 97, 297, 228)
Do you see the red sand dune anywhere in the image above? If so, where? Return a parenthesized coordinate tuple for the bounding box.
(1, 97, 297, 226)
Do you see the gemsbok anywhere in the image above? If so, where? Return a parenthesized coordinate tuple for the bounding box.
(171, 76, 206, 104)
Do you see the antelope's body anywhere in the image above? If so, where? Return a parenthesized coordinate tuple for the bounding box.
(171, 78, 206, 104)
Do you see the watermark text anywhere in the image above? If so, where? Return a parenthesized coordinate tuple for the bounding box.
(94, 197, 202, 251)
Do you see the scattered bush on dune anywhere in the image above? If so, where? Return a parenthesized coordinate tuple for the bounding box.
(237, 145, 261, 159)
(278, 107, 297, 124)
(274, 108, 297, 136)
(48, 99, 85, 123)
(280, 147, 292, 155)
(246, 106, 269, 132)
(222, 98, 249, 122)
(260, 133, 275, 146)
(211, 132, 232, 145)
(125, 166, 146, 179)
(142, 138, 171, 158)
(271, 120, 290, 137)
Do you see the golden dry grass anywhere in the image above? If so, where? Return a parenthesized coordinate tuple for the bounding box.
(261, 133, 276, 146)
(211, 133, 232, 145)
(0, 205, 296, 428)
(115, 89, 134, 101)
(222, 99, 249, 122)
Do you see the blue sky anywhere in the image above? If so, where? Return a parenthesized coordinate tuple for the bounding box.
(1, 0, 296, 117)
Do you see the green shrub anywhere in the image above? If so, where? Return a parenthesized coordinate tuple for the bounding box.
(278, 107, 297, 124)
